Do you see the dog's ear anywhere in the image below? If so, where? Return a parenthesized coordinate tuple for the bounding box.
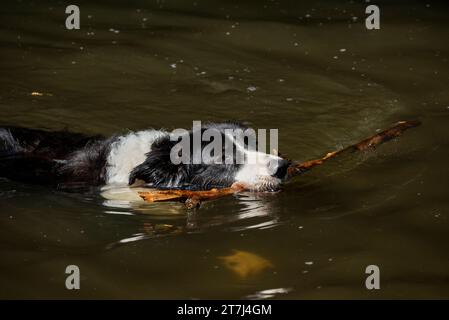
(128, 137, 189, 187)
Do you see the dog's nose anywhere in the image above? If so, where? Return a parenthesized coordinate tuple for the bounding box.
(272, 159, 289, 179)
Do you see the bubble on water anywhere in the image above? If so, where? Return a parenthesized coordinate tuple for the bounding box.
(305, 261, 314, 265)
(339, 48, 347, 52)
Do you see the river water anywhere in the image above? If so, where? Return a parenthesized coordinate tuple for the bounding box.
(0, 0, 448, 299)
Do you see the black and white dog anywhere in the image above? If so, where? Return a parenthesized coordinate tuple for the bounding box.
(0, 122, 289, 193)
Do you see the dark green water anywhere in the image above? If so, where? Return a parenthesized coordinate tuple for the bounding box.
(1, 0, 448, 299)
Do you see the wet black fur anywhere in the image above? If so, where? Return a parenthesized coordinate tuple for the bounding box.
(0, 122, 249, 191)
(129, 122, 246, 190)
(0, 126, 111, 190)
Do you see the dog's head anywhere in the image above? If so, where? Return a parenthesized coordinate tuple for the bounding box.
(128, 122, 289, 191)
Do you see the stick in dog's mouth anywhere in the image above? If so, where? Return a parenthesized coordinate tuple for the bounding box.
(139, 120, 421, 207)
(286, 120, 421, 178)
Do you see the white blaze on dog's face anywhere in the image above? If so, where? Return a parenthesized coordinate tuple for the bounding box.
(234, 150, 286, 191)
(230, 135, 289, 191)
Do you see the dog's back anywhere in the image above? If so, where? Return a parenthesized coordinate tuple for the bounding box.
(0, 127, 108, 189)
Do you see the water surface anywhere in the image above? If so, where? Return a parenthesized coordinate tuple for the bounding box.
(1, 0, 448, 299)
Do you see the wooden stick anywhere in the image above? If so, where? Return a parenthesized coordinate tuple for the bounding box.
(138, 183, 248, 208)
(287, 120, 421, 178)
(139, 120, 421, 207)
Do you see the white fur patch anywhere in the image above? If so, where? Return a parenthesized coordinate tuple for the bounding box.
(235, 150, 281, 185)
(106, 130, 168, 185)
(227, 129, 282, 187)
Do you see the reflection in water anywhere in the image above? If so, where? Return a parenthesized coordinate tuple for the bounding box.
(105, 223, 184, 250)
(246, 287, 293, 300)
(184, 193, 281, 232)
(107, 221, 183, 246)
(101, 187, 282, 249)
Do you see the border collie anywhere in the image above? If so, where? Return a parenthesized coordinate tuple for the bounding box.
(0, 122, 289, 193)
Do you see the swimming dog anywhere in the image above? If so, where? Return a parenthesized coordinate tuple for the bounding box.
(0, 122, 289, 192)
